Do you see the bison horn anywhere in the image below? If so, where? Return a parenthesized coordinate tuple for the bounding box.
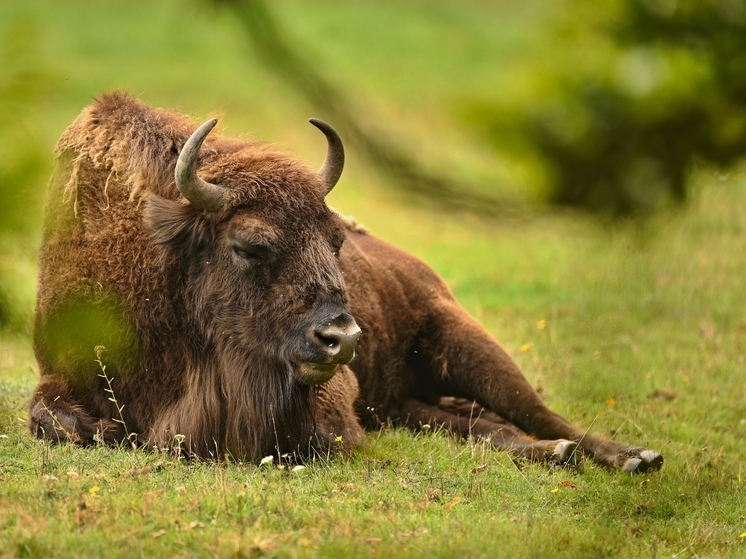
(175, 118, 226, 212)
(309, 118, 344, 194)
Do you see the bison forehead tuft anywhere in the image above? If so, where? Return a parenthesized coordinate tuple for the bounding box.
(196, 148, 332, 213)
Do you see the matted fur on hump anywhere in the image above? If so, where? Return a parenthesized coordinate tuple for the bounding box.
(55, 91, 273, 207)
(57, 92, 197, 204)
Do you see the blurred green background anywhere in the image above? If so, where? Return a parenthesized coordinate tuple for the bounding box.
(1, 0, 746, 329)
(2, 4, 746, 556)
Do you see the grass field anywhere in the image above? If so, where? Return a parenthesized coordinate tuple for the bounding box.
(1, 1, 746, 557)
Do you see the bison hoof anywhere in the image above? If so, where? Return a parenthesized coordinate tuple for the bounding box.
(552, 440, 579, 465)
(622, 450, 664, 473)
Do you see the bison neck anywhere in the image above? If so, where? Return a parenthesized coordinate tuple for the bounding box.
(148, 351, 314, 461)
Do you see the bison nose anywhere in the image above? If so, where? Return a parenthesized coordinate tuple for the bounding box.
(312, 313, 361, 365)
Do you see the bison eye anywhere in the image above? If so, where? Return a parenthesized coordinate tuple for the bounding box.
(230, 242, 268, 263)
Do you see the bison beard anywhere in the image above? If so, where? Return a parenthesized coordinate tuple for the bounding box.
(29, 92, 662, 473)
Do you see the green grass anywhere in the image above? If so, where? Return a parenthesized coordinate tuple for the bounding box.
(1, 0, 746, 557)
(3, 176, 745, 558)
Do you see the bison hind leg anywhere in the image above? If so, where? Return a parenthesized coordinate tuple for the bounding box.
(620, 449, 664, 473)
(400, 397, 581, 466)
(576, 434, 664, 473)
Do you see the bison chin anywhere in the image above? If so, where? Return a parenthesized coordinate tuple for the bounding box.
(295, 362, 341, 385)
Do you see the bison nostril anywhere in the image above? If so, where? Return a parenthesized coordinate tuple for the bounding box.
(316, 333, 340, 351)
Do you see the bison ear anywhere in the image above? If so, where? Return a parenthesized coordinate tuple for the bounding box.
(144, 194, 208, 249)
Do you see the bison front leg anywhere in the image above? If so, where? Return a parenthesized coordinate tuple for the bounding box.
(416, 300, 663, 473)
(29, 376, 123, 445)
(312, 366, 364, 454)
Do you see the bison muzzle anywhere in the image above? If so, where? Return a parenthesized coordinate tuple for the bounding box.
(29, 92, 662, 473)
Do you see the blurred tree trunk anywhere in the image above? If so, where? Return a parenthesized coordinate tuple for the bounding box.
(214, 0, 511, 216)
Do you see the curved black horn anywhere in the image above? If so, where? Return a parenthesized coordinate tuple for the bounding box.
(175, 118, 226, 212)
(309, 118, 344, 194)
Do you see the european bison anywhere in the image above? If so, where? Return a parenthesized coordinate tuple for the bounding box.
(30, 93, 663, 472)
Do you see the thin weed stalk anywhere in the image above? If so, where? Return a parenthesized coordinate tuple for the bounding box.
(94, 345, 135, 449)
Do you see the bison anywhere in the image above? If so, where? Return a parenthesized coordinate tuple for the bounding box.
(30, 93, 663, 473)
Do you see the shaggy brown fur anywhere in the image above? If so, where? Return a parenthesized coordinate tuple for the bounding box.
(30, 93, 662, 472)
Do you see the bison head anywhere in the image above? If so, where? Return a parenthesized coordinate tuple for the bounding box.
(144, 118, 360, 388)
